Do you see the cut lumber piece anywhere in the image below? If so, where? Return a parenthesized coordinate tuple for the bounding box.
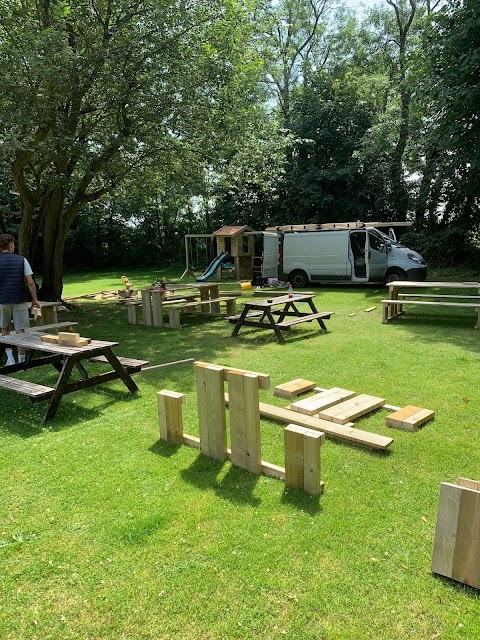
(457, 477, 480, 491)
(41, 334, 60, 344)
(193, 361, 270, 390)
(224, 394, 393, 451)
(288, 387, 356, 416)
(431, 481, 480, 589)
(0, 374, 55, 400)
(284, 424, 324, 495)
(274, 378, 316, 399)
(27, 321, 78, 333)
(194, 363, 227, 461)
(386, 405, 435, 431)
(157, 390, 186, 444)
(318, 394, 385, 424)
(364, 306, 377, 312)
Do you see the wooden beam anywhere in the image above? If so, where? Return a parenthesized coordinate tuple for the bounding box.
(193, 361, 270, 390)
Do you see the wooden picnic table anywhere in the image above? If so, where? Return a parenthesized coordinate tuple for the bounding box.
(382, 281, 480, 328)
(0, 333, 144, 423)
(132, 282, 232, 327)
(229, 294, 334, 343)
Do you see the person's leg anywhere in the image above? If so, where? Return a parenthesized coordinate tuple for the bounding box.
(0, 304, 15, 364)
(12, 303, 30, 362)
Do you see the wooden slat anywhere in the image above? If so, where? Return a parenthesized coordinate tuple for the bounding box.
(274, 379, 316, 399)
(0, 374, 54, 399)
(288, 387, 356, 416)
(381, 299, 480, 309)
(26, 321, 78, 333)
(224, 395, 393, 451)
(456, 477, 480, 491)
(89, 355, 149, 369)
(318, 394, 385, 424)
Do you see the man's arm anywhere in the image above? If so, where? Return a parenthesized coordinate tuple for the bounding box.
(25, 275, 40, 307)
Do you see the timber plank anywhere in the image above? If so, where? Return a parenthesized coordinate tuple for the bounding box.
(386, 405, 435, 431)
(289, 387, 356, 416)
(224, 394, 393, 451)
(318, 394, 385, 424)
(274, 379, 316, 399)
(193, 361, 270, 390)
(0, 374, 55, 399)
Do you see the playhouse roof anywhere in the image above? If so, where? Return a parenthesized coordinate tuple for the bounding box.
(213, 225, 253, 237)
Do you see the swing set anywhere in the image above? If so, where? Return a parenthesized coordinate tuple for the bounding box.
(181, 234, 214, 279)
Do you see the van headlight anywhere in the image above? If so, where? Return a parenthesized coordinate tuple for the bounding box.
(407, 253, 423, 264)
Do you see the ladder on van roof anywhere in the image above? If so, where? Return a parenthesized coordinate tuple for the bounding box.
(264, 221, 414, 233)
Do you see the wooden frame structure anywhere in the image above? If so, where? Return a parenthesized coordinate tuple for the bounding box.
(157, 362, 325, 496)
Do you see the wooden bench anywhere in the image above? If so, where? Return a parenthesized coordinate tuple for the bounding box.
(0, 374, 55, 401)
(398, 294, 480, 301)
(26, 321, 79, 333)
(126, 295, 198, 325)
(89, 355, 149, 373)
(169, 297, 238, 329)
(381, 299, 480, 328)
(276, 311, 333, 330)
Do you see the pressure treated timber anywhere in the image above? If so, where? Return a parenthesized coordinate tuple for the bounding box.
(288, 387, 356, 416)
(274, 379, 316, 399)
(193, 361, 270, 390)
(386, 405, 434, 431)
(228, 371, 262, 474)
(157, 390, 186, 444)
(224, 394, 393, 450)
(284, 424, 324, 495)
(194, 364, 227, 461)
(26, 321, 78, 333)
(431, 481, 480, 589)
(457, 477, 480, 491)
(318, 394, 385, 424)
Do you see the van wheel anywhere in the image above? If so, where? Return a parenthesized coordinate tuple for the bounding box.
(384, 268, 406, 284)
(289, 270, 309, 288)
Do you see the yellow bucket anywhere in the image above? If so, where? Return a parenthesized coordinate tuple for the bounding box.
(240, 281, 252, 291)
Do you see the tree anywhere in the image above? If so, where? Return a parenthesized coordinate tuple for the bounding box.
(0, 0, 259, 298)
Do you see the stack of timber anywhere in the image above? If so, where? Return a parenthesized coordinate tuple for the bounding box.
(41, 332, 91, 347)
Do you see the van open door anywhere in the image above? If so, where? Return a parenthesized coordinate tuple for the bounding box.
(349, 231, 368, 282)
(261, 232, 279, 279)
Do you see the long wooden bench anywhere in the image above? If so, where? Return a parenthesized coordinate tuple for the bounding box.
(398, 294, 480, 300)
(276, 311, 333, 329)
(168, 297, 238, 329)
(0, 374, 55, 401)
(26, 321, 79, 333)
(382, 299, 480, 328)
(89, 355, 149, 373)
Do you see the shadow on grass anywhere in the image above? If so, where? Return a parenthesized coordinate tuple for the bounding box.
(432, 573, 480, 599)
(0, 387, 139, 439)
(280, 487, 322, 515)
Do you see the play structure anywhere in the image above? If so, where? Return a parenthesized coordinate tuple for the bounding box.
(181, 226, 258, 281)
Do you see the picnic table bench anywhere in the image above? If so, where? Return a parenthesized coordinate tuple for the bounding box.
(382, 281, 480, 329)
(168, 297, 238, 329)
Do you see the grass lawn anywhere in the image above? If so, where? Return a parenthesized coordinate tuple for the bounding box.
(1, 267, 479, 639)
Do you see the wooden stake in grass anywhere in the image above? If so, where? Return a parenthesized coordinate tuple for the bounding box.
(284, 424, 325, 495)
(157, 390, 186, 444)
(227, 371, 262, 474)
(194, 363, 227, 461)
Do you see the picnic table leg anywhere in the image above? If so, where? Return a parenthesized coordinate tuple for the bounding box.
(231, 306, 250, 337)
(305, 299, 328, 331)
(101, 348, 139, 393)
(264, 309, 286, 343)
(43, 356, 77, 423)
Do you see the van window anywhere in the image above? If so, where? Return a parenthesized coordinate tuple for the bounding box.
(368, 231, 385, 253)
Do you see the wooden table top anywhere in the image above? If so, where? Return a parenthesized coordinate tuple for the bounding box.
(243, 294, 314, 307)
(0, 333, 117, 355)
(388, 281, 479, 289)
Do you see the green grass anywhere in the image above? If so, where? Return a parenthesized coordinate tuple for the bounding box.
(1, 268, 480, 639)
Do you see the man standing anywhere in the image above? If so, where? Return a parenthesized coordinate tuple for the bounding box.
(0, 234, 40, 365)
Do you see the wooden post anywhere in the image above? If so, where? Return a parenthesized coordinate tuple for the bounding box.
(157, 390, 186, 444)
(226, 298, 237, 316)
(141, 290, 153, 326)
(431, 480, 480, 589)
(127, 303, 138, 325)
(168, 307, 181, 330)
(151, 290, 165, 327)
(284, 424, 325, 496)
(193, 363, 227, 460)
(227, 371, 262, 474)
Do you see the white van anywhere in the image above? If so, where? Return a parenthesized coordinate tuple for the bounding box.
(261, 223, 427, 287)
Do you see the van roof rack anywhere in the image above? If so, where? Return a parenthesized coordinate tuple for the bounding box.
(264, 221, 414, 233)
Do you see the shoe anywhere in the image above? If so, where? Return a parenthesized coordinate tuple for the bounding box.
(6, 358, 16, 366)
